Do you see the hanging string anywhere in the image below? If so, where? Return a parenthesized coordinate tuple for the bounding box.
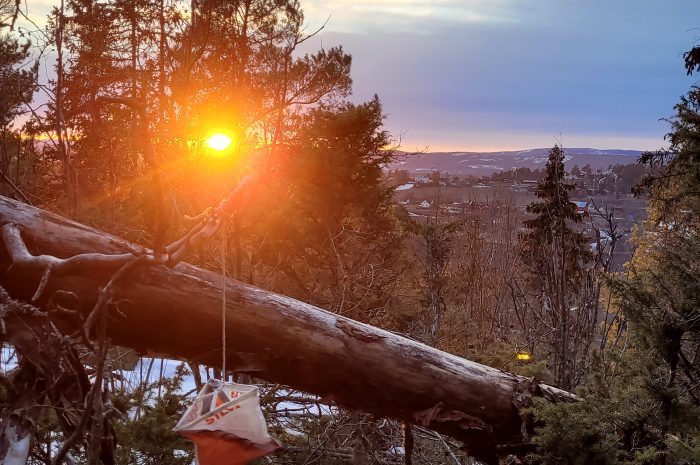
(221, 218, 227, 381)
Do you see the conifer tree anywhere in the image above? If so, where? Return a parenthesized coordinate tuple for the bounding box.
(531, 70, 700, 465)
(518, 145, 593, 389)
(605, 84, 700, 464)
(0, 11, 36, 200)
(242, 96, 403, 323)
(520, 145, 589, 283)
(0, 33, 34, 127)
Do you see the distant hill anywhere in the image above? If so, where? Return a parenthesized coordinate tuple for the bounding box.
(390, 148, 643, 177)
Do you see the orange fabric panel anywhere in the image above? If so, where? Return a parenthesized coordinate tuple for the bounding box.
(182, 430, 279, 465)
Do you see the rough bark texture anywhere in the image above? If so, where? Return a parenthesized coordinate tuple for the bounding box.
(0, 287, 96, 465)
(0, 196, 577, 462)
(0, 293, 45, 465)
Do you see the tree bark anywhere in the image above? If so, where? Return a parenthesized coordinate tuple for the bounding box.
(0, 196, 577, 463)
(0, 287, 92, 465)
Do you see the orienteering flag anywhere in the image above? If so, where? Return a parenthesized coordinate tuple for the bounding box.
(175, 379, 279, 465)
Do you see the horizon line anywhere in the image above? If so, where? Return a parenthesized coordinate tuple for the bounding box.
(393, 146, 649, 154)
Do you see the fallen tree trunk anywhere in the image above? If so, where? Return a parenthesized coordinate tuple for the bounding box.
(0, 196, 576, 462)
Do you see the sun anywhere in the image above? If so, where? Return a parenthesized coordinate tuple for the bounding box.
(205, 132, 233, 152)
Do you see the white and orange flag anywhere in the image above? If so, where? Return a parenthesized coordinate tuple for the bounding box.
(175, 380, 279, 465)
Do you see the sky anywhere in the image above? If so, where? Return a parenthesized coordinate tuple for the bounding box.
(298, 0, 700, 152)
(13, 0, 700, 152)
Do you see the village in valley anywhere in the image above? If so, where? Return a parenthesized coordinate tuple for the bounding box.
(386, 153, 648, 271)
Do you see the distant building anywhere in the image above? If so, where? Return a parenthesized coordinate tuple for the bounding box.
(598, 229, 613, 243)
(523, 179, 539, 192)
(399, 199, 410, 205)
(572, 200, 590, 215)
(418, 200, 432, 209)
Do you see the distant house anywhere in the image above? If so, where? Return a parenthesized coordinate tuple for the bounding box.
(418, 200, 432, 209)
(598, 229, 613, 243)
(523, 179, 539, 192)
(572, 200, 590, 215)
(399, 199, 410, 205)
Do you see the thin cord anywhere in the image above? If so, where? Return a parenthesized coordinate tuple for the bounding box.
(221, 220, 227, 380)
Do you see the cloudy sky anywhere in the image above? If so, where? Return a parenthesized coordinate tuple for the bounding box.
(299, 0, 700, 152)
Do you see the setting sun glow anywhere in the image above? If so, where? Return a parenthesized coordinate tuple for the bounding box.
(205, 133, 233, 152)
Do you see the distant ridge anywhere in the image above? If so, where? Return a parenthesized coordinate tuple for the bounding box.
(391, 148, 644, 176)
(436, 148, 642, 157)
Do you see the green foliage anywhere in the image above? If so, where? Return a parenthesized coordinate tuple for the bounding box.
(684, 46, 700, 76)
(0, 32, 35, 127)
(292, 96, 395, 223)
(531, 62, 700, 465)
(516, 145, 595, 389)
(245, 96, 404, 322)
(612, 85, 700, 465)
(530, 400, 617, 465)
(112, 364, 194, 465)
(467, 342, 553, 382)
(519, 145, 591, 286)
(531, 348, 700, 465)
(0, 29, 36, 199)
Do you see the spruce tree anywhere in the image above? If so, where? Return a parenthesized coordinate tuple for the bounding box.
(518, 145, 592, 389)
(520, 145, 590, 284)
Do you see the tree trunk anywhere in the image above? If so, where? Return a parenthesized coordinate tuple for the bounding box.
(0, 196, 576, 463)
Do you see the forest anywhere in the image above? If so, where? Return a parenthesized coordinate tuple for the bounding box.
(0, 1, 699, 465)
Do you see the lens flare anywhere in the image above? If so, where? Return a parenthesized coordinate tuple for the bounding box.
(205, 133, 233, 152)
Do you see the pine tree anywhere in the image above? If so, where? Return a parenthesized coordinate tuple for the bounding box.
(0, 33, 34, 127)
(242, 96, 404, 323)
(0, 23, 36, 201)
